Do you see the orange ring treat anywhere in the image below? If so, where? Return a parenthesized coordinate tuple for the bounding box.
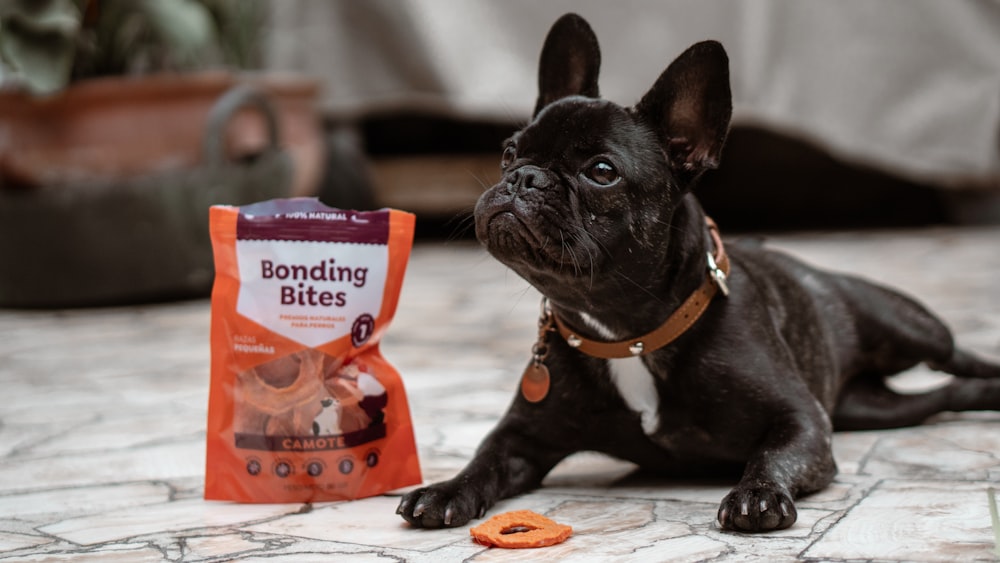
(469, 509, 572, 548)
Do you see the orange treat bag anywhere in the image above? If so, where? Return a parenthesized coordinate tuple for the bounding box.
(205, 198, 421, 503)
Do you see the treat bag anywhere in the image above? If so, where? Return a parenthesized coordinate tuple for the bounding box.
(205, 198, 421, 503)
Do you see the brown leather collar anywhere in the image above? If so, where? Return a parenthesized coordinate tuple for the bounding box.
(520, 217, 731, 402)
(550, 216, 730, 359)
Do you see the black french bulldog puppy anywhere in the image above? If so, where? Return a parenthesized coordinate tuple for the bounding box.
(397, 13, 1000, 532)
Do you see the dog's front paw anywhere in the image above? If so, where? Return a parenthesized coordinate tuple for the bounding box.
(396, 481, 487, 528)
(717, 484, 797, 532)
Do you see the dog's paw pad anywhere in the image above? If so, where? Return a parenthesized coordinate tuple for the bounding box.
(717, 485, 797, 532)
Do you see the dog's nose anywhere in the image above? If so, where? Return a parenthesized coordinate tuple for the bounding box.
(508, 165, 552, 193)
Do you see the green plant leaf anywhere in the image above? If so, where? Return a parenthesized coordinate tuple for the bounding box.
(0, 0, 80, 94)
(136, 0, 219, 69)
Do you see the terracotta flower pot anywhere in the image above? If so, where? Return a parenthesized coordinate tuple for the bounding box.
(0, 77, 314, 307)
(0, 70, 323, 196)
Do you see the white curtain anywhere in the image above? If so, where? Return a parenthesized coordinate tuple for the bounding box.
(266, 0, 1000, 187)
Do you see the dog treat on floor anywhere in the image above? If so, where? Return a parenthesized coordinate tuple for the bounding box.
(470, 510, 572, 548)
(205, 198, 421, 503)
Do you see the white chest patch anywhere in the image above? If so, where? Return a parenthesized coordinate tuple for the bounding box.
(608, 356, 661, 435)
(578, 312, 661, 435)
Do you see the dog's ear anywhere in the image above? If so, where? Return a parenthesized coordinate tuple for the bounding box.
(534, 13, 601, 117)
(635, 41, 732, 179)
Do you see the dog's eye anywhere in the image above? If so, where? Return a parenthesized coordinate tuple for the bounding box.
(586, 161, 620, 186)
(500, 145, 516, 170)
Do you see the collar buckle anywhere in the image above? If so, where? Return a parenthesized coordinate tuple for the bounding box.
(706, 252, 730, 297)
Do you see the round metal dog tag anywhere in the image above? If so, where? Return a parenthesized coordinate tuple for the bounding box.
(520, 362, 550, 403)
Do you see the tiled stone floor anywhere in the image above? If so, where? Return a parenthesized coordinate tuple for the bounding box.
(1, 225, 999, 562)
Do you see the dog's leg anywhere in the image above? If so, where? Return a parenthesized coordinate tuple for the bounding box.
(834, 350, 1000, 430)
(930, 347, 1000, 379)
(397, 419, 571, 528)
(831, 274, 1000, 428)
(717, 402, 836, 532)
(828, 274, 1000, 428)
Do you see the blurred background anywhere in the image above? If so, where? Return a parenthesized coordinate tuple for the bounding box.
(1, 0, 998, 307)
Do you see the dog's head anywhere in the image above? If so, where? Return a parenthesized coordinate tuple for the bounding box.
(474, 13, 732, 307)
